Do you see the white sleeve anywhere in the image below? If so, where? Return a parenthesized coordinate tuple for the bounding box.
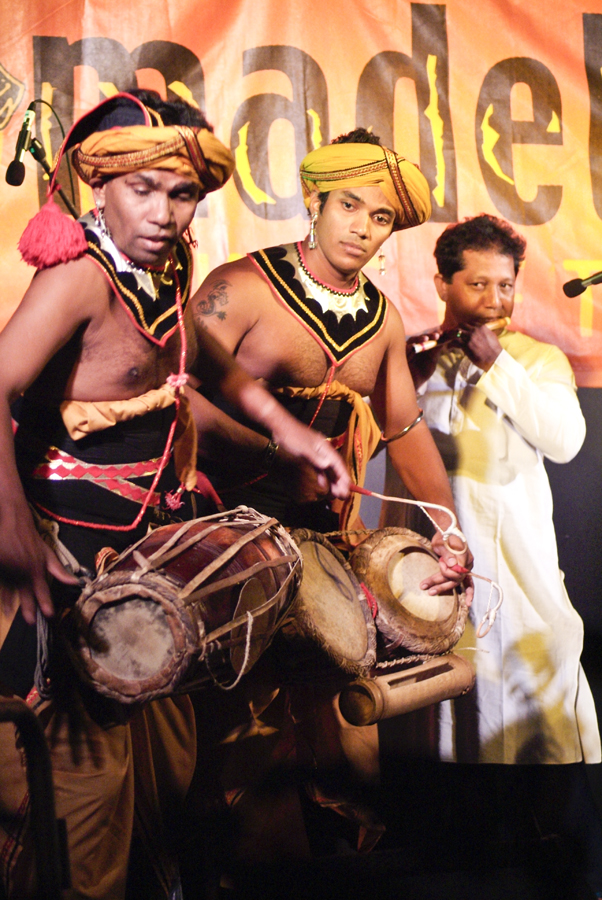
(476, 345, 585, 463)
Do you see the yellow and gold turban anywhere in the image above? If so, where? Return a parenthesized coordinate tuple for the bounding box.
(299, 143, 431, 231)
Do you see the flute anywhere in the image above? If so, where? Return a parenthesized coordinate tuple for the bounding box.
(407, 316, 511, 354)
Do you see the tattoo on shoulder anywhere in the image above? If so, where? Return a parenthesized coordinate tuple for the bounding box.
(196, 279, 229, 321)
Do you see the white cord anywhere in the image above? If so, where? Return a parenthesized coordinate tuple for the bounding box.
(365, 488, 467, 554)
(366, 489, 504, 636)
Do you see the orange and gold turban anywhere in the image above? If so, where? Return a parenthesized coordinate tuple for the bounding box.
(73, 124, 234, 195)
(299, 143, 431, 231)
(57, 92, 234, 196)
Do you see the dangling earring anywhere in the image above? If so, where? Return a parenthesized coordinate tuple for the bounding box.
(96, 206, 110, 238)
(378, 249, 386, 276)
(308, 213, 318, 250)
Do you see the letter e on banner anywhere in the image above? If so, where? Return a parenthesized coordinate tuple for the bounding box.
(584, 14, 602, 221)
(356, 3, 458, 223)
(476, 57, 563, 225)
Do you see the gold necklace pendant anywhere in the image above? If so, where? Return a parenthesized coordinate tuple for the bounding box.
(159, 262, 174, 286)
(150, 261, 175, 294)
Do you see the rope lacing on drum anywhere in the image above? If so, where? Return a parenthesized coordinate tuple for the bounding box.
(204, 611, 254, 691)
(87, 506, 303, 692)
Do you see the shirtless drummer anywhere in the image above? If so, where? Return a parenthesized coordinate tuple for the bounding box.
(0, 90, 349, 899)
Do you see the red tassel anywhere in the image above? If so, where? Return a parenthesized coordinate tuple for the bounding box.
(195, 470, 225, 509)
(18, 192, 87, 269)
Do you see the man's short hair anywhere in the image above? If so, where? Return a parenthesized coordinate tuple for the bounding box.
(435, 214, 527, 280)
(331, 127, 382, 147)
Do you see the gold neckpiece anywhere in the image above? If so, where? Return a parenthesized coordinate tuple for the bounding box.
(297, 249, 368, 322)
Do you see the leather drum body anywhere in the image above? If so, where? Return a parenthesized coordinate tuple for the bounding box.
(276, 529, 377, 678)
(67, 508, 301, 702)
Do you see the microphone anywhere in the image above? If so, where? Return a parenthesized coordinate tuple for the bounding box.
(563, 270, 602, 297)
(5, 105, 35, 186)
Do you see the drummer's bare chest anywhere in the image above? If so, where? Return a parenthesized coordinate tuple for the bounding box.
(71, 300, 182, 398)
(237, 302, 384, 396)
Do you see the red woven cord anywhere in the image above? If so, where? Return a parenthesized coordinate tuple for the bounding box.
(307, 363, 336, 428)
(360, 581, 379, 619)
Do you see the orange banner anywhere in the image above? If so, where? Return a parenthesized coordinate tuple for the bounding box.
(1, 0, 602, 383)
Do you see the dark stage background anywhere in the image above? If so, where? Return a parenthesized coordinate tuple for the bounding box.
(549, 388, 602, 814)
(362, 385, 602, 813)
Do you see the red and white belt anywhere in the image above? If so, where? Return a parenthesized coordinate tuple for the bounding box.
(31, 446, 164, 507)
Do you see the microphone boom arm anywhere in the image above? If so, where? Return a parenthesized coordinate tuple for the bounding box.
(563, 270, 602, 297)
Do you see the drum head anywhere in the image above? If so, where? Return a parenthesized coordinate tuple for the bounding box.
(89, 597, 175, 680)
(351, 527, 468, 656)
(71, 573, 200, 702)
(388, 546, 457, 623)
(281, 531, 376, 675)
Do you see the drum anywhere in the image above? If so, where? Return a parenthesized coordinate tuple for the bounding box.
(338, 654, 476, 726)
(66, 507, 302, 703)
(275, 529, 377, 677)
(350, 527, 469, 656)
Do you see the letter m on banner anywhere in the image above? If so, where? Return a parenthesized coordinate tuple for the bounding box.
(32, 36, 206, 214)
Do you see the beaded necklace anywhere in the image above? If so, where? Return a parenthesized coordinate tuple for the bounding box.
(296, 245, 369, 322)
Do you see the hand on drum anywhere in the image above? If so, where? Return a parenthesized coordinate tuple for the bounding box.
(422, 530, 474, 605)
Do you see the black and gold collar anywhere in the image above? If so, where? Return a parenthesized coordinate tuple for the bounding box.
(249, 242, 388, 366)
(81, 211, 192, 346)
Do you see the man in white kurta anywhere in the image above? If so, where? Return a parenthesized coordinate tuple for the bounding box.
(382, 215, 601, 767)
(414, 331, 599, 763)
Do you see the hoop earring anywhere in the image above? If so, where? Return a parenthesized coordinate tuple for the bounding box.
(378, 249, 386, 276)
(308, 213, 318, 250)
